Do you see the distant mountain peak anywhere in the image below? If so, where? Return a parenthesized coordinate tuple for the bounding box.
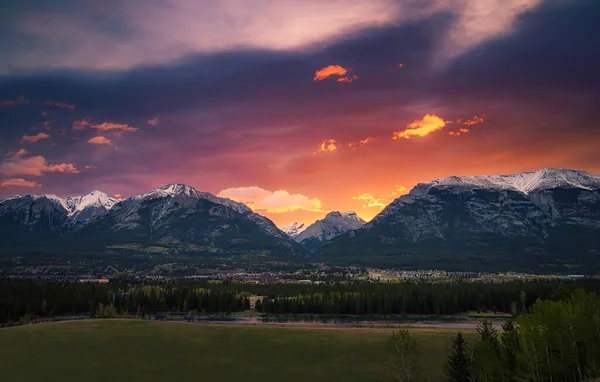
(65, 190, 118, 216)
(280, 221, 307, 237)
(293, 210, 366, 250)
(147, 183, 199, 197)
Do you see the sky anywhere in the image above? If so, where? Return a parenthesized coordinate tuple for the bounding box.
(1, 0, 599, 227)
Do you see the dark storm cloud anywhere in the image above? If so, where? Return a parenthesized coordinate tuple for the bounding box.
(437, 0, 600, 101)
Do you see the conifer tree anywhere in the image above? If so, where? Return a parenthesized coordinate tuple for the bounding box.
(446, 332, 472, 382)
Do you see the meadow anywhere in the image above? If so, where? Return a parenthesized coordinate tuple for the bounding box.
(0, 320, 467, 382)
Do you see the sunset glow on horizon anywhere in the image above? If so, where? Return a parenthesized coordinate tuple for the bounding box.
(1, 0, 599, 227)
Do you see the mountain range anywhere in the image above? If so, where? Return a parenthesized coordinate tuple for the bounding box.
(319, 168, 600, 271)
(0, 184, 302, 256)
(1, 168, 599, 271)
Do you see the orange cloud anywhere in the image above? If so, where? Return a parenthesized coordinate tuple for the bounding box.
(393, 114, 447, 140)
(349, 137, 374, 149)
(148, 117, 160, 126)
(114, 193, 124, 201)
(449, 128, 471, 137)
(42, 100, 75, 111)
(313, 65, 348, 81)
(0, 152, 79, 177)
(0, 95, 29, 107)
(84, 165, 97, 170)
(336, 75, 358, 83)
(21, 132, 50, 143)
(397, 63, 405, 68)
(0, 178, 40, 188)
(88, 136, 112, 145)
(316, 139, 337, 153)
(352, 185, 408, 209)
(73, 119, 91, 130)
(90, 122, 138, 133)
(217, 186, 325, 213)
(458, 115, 485, 125)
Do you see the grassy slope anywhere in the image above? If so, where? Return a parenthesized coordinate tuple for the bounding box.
(0, 320, 472, 382)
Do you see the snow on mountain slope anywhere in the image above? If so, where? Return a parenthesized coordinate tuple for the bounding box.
(423, 168, 600, 194)
(121, 184, 289, 240)
(0, 183, 301, 254)
(379, 168, 600, 220)
(0, 190, 119, 231)
(321, 169, 600, 264)
(281, 222, 308, 237)
(0, 194, 72, 242)
(65, 191, 119, 222)
(66, 190, 118, 213)
(294, 211, 366, 249)
(71, 183, 301, 254)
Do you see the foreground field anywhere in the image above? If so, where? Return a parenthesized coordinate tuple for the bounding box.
(0, 320, 469, 382)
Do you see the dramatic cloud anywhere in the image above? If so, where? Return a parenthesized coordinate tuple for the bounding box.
(393, 114, 447, 140)
(0, 95, 29, 107)
(0, 178, 40, 188)
(90, 122, 138, 133)
(88, 136, 112, 145)
(2, 1, 399, 72)
(114, 193, 124, 201)
(0, 0, 546, 73)
(316, 139, 337, 153)
(0, 153, 78, 177)
(438, 0, 543, 62)
(218, 186, 324, 213)
(148, 117, 160, 127)
(352, 185, 408, 209)
(458, 115, 485, 125)
(41, 100, 75, 110)
(21, 132, 50, 143)
(314, 65, 348, 81)
(72, 119, 90, 130)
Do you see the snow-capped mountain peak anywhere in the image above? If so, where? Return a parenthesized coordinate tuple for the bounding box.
(280, 222, 307, 237)
(65, 190, 118, 214)
(138, 183, 200, 199)
(128, 184, 288, 240)
(159, 183, 198, 196)
(425, 168, 600, 195)
(293, 211, 366, 249)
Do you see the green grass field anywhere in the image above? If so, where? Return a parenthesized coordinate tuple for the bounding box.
(0, 320, 470, 382)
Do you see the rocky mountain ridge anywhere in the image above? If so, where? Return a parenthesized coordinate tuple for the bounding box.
(320, 168, 600, 270)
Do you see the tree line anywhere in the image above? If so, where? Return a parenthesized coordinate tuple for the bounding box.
(256, 280, 600, 315)
(444, 290, 600, 381)
(0, 281, 249, 325)
(2, 278, 600, 325)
